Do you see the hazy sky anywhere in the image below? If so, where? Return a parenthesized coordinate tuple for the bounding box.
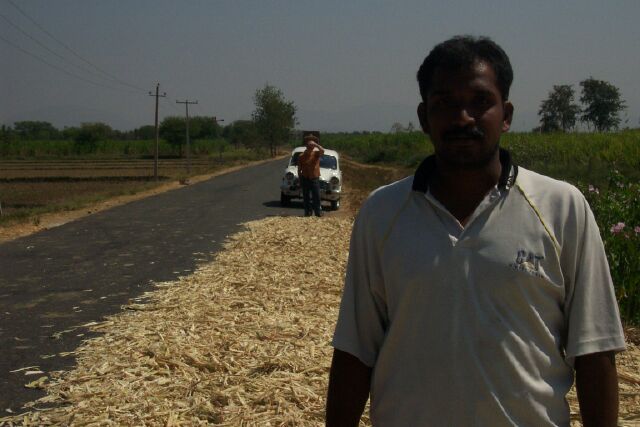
(1, 0, 639, 132)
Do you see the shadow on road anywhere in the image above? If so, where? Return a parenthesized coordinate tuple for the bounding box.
(262, 200, 304, 210)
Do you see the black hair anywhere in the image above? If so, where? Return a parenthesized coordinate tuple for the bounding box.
(417, 35, 513, 101)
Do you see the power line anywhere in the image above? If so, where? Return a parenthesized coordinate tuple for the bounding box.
(0, 33, 141, 95)
(5, 0, 148, 93)
(0, 12, 145, 93)
(165, 98, 183, 115)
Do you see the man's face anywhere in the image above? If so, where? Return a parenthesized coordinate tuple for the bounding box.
(417, 60, 513, 170)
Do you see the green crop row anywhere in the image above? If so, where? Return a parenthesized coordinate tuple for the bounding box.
(0, 138, 259, 160)
(323, 130, 640, 187)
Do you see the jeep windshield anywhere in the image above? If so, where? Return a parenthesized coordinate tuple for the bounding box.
(290, 153, 338, 170)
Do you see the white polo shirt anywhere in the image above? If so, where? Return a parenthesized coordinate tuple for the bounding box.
(332, 151, 625, 427)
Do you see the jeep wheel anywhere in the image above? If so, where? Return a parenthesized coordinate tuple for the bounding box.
(331, 199, 340, 211)
(280, 192, 291, 207)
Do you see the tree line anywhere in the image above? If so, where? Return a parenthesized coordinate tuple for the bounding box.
(0, 77, 629, 151)
(0, 84, 298, 157)
(537, 77, 626, 133)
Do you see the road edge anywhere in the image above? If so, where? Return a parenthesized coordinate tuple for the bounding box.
(0, 155, 287, 244)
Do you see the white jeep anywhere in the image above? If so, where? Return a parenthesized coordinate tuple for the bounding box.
(280, 147, 342, 210)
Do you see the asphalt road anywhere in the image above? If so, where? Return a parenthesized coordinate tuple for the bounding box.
(0, 158, 303, 413)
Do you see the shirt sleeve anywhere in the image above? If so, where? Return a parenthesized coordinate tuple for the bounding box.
(332, 202, 388, 367)
(563, 194, 626, 361)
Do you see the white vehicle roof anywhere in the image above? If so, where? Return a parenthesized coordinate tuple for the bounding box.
(291, 146, 339, 159)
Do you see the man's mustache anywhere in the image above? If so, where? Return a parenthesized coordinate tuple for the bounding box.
(443, 127, 484, 141)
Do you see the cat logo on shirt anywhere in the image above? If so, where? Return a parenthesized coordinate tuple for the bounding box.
(509, 249, 544, 277)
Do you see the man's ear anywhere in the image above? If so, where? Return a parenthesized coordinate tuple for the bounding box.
(417, 103, 430, 135)
(502, 101, 514, 132)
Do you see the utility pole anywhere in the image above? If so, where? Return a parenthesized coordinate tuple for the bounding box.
(213, 117, 225, 161)
(149, 83, 166, 181)
(176, 99, 198, 175)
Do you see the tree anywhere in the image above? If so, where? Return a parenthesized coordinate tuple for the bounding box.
(133, 125, 156, 140)
(13, 121, 59, 139)
(390, 122, 404, 133)
(223, 120, 260, 147)
(75, 122, 112, 144)
(391, 122, 415, 133)
(579, 77, 626, 132)
(0, 125, 13, 143)
(252, 84, 297, 157)
(537, 85, 580, 132)
(61, 126, 80, 141)
(159, 116, 186, 155)
(69, 122, 112, 153)
(159, 116, 223, 155)
(190, 116, 222, 139)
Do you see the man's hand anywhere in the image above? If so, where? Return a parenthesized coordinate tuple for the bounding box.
(575, 351, 619, 427)
(309, 141, 325, 154)
(326, 349, 371, 427)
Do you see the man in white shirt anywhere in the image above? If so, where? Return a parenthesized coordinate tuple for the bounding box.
(327, 35, 625, 427)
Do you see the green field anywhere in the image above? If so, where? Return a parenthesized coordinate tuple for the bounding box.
(323, 130, 640, 325)
(322, 130, 640, 186)
(0, 137, 251, 160)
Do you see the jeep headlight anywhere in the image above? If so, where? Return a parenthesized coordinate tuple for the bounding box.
(330, 176, 340, 190)
(285, 172, 294, 182)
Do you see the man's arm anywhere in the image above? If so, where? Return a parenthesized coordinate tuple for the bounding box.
(297, 152, 303, 177)
(326, 349, 372, 426)
(575, 351, 619, 427)
(312, 141, 325, 155)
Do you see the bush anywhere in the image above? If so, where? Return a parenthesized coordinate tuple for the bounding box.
(581, 173, 640, 324)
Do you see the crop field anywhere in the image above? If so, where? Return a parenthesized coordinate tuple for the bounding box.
(325, 130, 640, 325)
(0, 154, 263, 225)
(322, 130, 640, 184)
(0, 158, 222, 179)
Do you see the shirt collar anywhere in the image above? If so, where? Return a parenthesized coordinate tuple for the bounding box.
(411, 148, 518, 193)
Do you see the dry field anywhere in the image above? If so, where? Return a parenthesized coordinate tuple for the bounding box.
(0, 160, 638, 426)
(0, 158, 248, 222)
(0, 159, 217, 179)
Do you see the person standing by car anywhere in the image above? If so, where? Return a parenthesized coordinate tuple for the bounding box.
(327, 35, 625, 426)
(298, 134, 325, 217)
